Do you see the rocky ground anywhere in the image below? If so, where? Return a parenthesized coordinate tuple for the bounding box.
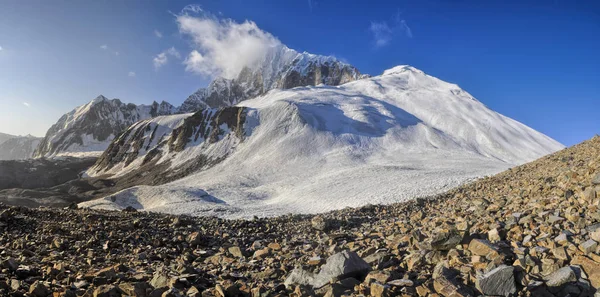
(1, 136, 600, 297)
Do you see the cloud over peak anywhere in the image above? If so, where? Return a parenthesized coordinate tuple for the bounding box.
(176, 7, 282, 78)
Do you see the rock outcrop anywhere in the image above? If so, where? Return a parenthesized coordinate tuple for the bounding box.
(33, 96, 176, 158)
(179, 45, 363, 112)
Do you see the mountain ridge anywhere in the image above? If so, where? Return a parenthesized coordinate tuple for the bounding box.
(80, 64, 564, 218)
(32, 46, 363, 159)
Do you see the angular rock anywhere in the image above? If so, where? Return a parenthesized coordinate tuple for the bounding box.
(29, 281, 50, 297)
(284, 268, 315, 287)
(312, 250, 371, 288)
(544, 266, 577, 288)
(150, 269, 170, 289)
(475, 265, 515, 297)
(94, 285, 122, 297)
(430, 228, 463, 251)
(311, 216, 330, 231)
(571, 255, 600, 287)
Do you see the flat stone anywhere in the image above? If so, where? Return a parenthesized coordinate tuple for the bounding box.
(387, 279, 414, 287)
(579, 239, 598, 254)
(475, 265, 516, 297)
(468, 239, 499, 258)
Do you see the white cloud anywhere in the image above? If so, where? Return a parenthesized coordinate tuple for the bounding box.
(399, 20, 413, 38)
(182, 4, 203, 14)
(154, 30, 163, 38)
(128, 71, 136, 77)
(0, 46, 3, 51)
(369, 13, 412, 48)
(100, 45, 119, 56)
(23, 102, 30, 107)
(176, 7, 282, 78)
(153, 53, 168, 69)
(166, 47, 181, 59)
(369, 22, 393, 47)
(153, 47, 181, 70)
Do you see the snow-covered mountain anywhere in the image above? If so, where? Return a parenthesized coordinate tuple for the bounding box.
(33, 96, 176, 158)
(0, 135, 42, 160)
(179, 45, 363, 112)
(80, 65, 564, 218)
(34, 47, 361, 159)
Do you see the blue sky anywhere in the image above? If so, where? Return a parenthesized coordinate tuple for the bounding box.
(0, 0, 598, 146)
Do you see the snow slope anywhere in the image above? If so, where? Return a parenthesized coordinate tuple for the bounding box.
(80, 65, 564, 218)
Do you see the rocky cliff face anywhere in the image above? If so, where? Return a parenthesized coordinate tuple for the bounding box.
(33, 96, 176, 158)
(0, 135, 41, 160)
(89, 107, 249, 186)
(179, 46, 364, 112)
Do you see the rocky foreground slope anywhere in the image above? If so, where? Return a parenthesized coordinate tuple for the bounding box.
(1, 136, 599, 297)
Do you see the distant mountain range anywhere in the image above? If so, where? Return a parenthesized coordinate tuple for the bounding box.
(30, 45, 362, 159)
(0, 133, 41, 161)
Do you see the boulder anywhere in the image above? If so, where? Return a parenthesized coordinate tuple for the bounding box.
(475, 265, 516, 297)
(312, 250, 371, 288)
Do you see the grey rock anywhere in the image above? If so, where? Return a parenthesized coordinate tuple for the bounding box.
(430, 229, 463, 251)
(284, 251, 371, 289)
(544, 266, 577, 287)
(311, 216, 330, 231)
(284, 268, 315, 288)
(475, 265, 516, 297)
(592, 173, 600, 185)
(312, 250, 371, 288)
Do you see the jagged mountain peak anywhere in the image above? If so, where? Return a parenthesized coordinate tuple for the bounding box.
(179, 46, 364, 112)
(33, 96, 177, 158)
